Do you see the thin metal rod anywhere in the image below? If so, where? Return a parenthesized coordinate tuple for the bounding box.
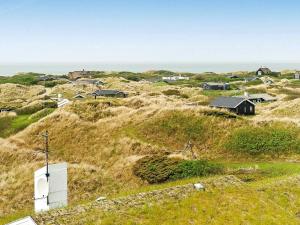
(43, 130, 50, 180)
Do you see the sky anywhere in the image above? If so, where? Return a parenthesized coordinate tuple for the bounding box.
(1, 0, 300, 64)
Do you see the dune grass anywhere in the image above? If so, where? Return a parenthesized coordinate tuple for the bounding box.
(0, 108, 55, 138)
(51, 172, 300, 225)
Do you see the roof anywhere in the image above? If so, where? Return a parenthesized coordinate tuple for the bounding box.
(235, 93, 276, 101)
(257, 67, 271, 73)
(203, 82, 228, 86)
(210, 97, 254, 108)
(75, 79, 103, 85)
(93, 90, 125, 96)
(244, 77, 258, 81)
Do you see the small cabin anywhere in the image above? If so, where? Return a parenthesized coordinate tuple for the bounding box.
(73, 79, 104, 86)
(210, 96, 255, 115)
(295, 72, 300, 80)
(227, 74, 239, 79)
(235, 93, 276, 103)
(0, 108, 13, 113)
(244, 77, 258, 83)
(92, 90, 127, 98)
(162, 75, 190, 82)
(68, 69, 93, 80)
(256, 67, 271, 76)
(202, 82, 230, 90)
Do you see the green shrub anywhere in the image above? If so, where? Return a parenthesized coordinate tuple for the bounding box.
(16, 104, 43, 115)
(29, 108, 55, 121)
(133, 155, 180, 184)
(16, 101, 57, 115)
(133, 155, 223, 184)
(226, 124, 300, 156)
(162, 89, 181, 96)
(170, 160, 223, 180)
(0, 73, 40, 86)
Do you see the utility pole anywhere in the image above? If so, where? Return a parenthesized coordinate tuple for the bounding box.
(42, 130, 50, 181)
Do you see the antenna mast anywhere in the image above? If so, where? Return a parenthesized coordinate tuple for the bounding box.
(42, 130, 50, 180)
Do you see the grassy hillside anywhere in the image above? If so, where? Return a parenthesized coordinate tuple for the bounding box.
(0, 73, 300, 224)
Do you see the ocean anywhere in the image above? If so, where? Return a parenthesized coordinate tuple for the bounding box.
(1, 62, 300, 76)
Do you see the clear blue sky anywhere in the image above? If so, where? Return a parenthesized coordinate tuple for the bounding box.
(1, 0, 300, 63)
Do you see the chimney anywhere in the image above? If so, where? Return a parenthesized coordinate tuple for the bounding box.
(244, 92, 249, 98)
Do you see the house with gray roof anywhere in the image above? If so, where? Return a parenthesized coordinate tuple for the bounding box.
(235, 93, 277, 103)
(256, 67, 272, 76)
(202, 82, 230, 90)
(210, 96, 255, 115)
(92, 90, 127, 98)
(74, 79, 104, 86)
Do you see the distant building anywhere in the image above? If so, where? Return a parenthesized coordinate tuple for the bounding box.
(68, 69, 93, 80)
(0, 108, 13, 112)
(235, 92, 277, 103)
(162, 75, 190, 82)
(73, 94, 85, 99)
(244, 77, 258, 83)
(210, 96, 255, 115)
(227, 74, 239, 79)
(38, 75, 56, 81)
(202, 82, 230, 90)
(295, 71, 300, 79)
(73, 79, 104, 86)
(92, 90, 127, 98)
(256, 67, 272, 76)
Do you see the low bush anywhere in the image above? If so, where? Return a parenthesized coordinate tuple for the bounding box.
(133, 155, 180, 184)
(133, 155, 223, 184)
(0, 73, 40, 86)
(16, 101, 57, 115)
(29, 108, 55, 121)
(162, 89, 181, 96)
(170, 160, 223, 180)
(225, 124, 300, 156)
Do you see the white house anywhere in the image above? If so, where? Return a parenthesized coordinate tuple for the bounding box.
(162, 75, 190, 81)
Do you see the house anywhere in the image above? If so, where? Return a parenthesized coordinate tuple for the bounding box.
(235, 92, 277, 103)
(162, 75, 190, 82)
(202, 82, 230, 90)
(210, 96, 255, 115)
(227, 74, 239, 79)
(0, 108, 13, 113)
(295, 71, 300, 79)
(68, 69, 93, 80)
(73, 94, 85, 99)
(244, 77, 258, 83)
(73, 79, 104, 86)
(57, 99, 70, 108)
(256, 67, 272, 76)
(92, 90, 127, 98)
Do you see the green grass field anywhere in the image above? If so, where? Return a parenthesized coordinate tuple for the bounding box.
(0, 108, 55, 138)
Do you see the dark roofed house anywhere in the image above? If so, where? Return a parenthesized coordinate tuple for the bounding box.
(210, 96, 255, 115)
(73, 94, 85, 99)
(235, 93, 277, 103)
(244, 77, 258, 83)
(74, 79, 104, 86)
(256, 67, 272, 76)
(227, 74, 239, 79)
(92, 90, 127, 98)
(202, 82, 230, 90)
(295, 71, 300, 80)
(68, 69, 93, 80)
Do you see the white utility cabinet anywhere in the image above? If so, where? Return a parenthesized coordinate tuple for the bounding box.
(34, 162, 67, 213)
